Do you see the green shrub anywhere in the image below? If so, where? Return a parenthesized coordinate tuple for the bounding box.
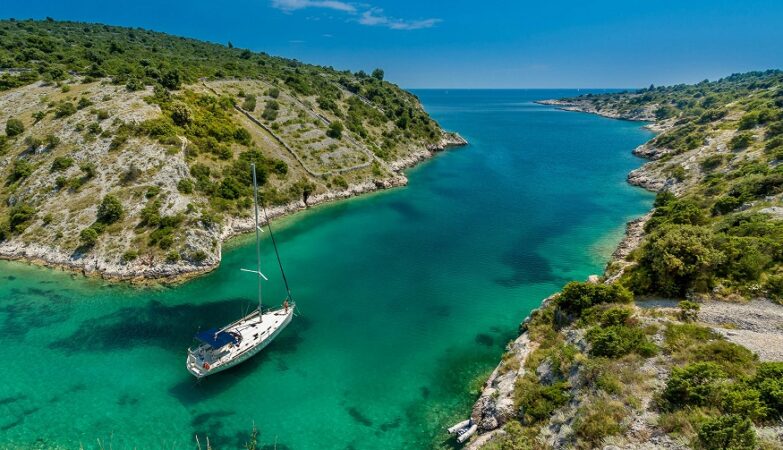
(587, 324, 657, 358)
(700, 154, 724, 171)
(573, 396, 626, 447)
(50, 156, 73, 172)
(697, 415, 756, 450)
(8, 204, 36, 233)
(6, 118, 25, 137)
(55, 102, 76, 118)
(678, 300, 700, 322)
(145, 185, 161, 198)
(514, 376, 570, 424)
(729, 132, 754, 150)
(77, 97, 93, 110)
(556, 281, 632, 316)
(177, 178, 194, 194)
(664, 323, 720, 352)
(750, 362, 783, 419)
(718, 384, 767, 420)
(765, 274, 783, 304)
(326, 121, 344, 139)
(191, 250, 207, 263)
(97, 195, 123, 224)
(79, 227, 99, 247)
(632, 225, 724, 297)
(646, 199, 707, 231)
(242, 95, 256, 111)
(692, 341, 757, 377)
(663, 362, 726, 409)
(8, 159, 33, 183)
(166, 251, 181, 263)
(121, 250, 138, 262)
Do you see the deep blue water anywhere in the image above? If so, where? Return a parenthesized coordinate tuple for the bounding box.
(0, 90, 654, 449)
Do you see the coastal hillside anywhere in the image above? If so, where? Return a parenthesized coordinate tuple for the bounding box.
(0, 19, 465, 280)
(465, 71, 783, 449)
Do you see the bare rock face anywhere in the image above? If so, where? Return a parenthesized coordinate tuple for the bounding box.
(470, 333, 537, 431)
(627, 167, 668, 192)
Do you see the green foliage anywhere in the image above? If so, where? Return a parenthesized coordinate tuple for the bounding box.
(191, 250, 207, 263)
(750, 362, 783, 419)
(50, 156, 73, 172)
(729, 132, 754, 150)
(646, 198, 707, 231)
(8, 159, 33, 183)
(177, 178, 194, 194)
(663, 362, 727, 409)
(629, 225, 724, 297)
(573, 396, 626, 447)
(697, 415, 756, 450)
(5, 118, 24, 137)
(514, 375, 570, 424)
(96, 195, 123, 224)
(700, 154, 724, 172)
(121, 250, 138, 262)
(586, 324, 657, 358)
(556, 281, 632, 316)
(79, 227, 99, 247)
(678, 300, 700, 322)
(371, 68, 384, 81)
(326, 121, 344, 139)
(241, 94, 256, 112)
(54, 102, 76, 118)
(8, 204, 36, 233)
(170, 102, 192, 126)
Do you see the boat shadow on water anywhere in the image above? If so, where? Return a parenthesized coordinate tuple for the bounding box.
(48, 298, 262, 353)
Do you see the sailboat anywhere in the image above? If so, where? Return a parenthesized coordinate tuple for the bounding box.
(186, 164, 295, 378)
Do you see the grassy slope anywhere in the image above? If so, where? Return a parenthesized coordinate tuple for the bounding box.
(0, 19, 459, 277)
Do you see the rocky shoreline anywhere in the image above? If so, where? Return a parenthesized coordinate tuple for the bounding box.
(0, 131, 467, 283)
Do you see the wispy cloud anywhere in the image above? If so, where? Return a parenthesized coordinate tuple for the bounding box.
(271, 0, 356, 13)
(358, 8, 440, 30)
(270, 0, 440, 30)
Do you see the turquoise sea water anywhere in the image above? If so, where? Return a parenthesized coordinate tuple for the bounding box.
(0, 90, 653, 449)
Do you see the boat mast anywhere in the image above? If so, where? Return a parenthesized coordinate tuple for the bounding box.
(252, 163, 262, 311)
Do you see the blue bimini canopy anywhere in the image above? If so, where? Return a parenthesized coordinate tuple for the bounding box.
(195, 328, 239, 349)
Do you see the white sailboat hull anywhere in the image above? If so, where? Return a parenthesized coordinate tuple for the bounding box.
(186, 305, 294, 378)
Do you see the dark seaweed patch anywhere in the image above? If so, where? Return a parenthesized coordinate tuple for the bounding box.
(117, 393, 140, 406)
(0, 394, 26, 406)
(420, 386, 430, 398)
(347, 407, 373, 427)
(474, 333, 494, 347)
(379, 417, 401, 432)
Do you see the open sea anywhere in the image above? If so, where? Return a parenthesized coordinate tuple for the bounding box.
(0, 89, 654, 449)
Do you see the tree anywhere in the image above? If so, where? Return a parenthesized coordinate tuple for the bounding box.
(556, 281, 633, 316)
(161, 69, 182, 90)
(97, 195, 124, 224)
(636, 225, 724, 296)
(326, 121, 343, 139)
(80, 227, 98, 247)
(371, 68, 384, 81)
(5, 118, 24, 137)
(170, 102, 192, 126)
(663, 362, 726, 409)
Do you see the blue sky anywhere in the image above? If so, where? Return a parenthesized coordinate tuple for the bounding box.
(4, 0, 783, 88)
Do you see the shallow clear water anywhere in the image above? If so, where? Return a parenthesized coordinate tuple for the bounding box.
(0, 90, 653, 449)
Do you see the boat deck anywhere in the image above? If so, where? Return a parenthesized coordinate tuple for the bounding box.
(187, 306, 292, 377)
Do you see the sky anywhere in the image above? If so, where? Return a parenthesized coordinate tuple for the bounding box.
(3, 0, 783, 88)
